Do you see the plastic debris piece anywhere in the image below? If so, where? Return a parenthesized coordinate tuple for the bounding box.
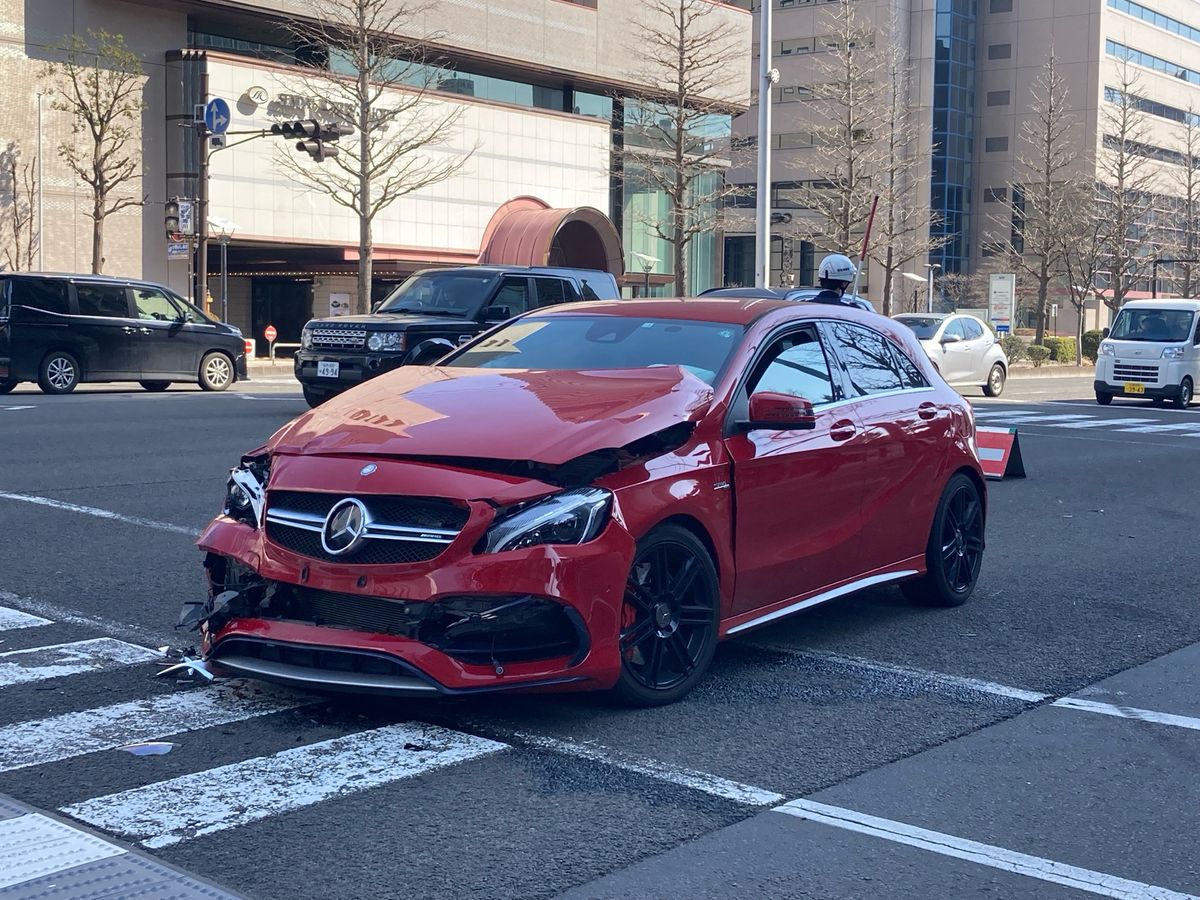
(118, 741, 176, 756)
(156, 655, 214, 682)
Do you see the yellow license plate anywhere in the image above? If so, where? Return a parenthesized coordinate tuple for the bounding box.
(1124, 382, 1145, 394)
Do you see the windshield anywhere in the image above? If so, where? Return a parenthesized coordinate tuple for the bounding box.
(1109, 308, 1196, 342)
(376, 271, 496, 318)
(447, 315, 743, 385)
(895, 316, 944, 340)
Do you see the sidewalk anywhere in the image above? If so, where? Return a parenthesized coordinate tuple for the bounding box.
(1008, 363, 1094, 379)
(0, 792, 242, 899)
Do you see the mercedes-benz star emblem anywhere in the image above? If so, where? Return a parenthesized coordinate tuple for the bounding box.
(321, 498, 369, 556)
(360, 464, 378, 476)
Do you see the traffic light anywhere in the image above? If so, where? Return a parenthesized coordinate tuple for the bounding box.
(164, 198, 180, 238)
(271, 120, 354, 163)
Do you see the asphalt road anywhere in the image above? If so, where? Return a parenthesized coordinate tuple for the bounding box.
(1, 373, 1198, 899)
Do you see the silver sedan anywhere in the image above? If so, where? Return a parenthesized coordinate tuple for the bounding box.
(894, 313, 1009, 397)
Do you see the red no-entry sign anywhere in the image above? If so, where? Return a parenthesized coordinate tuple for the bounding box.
(264, 325, 278, 342)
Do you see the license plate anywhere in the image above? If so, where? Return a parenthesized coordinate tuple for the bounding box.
(317, 361, 340, 379)
(1124, 381, 1145, 394)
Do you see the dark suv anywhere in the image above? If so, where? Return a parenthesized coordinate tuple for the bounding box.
(0, 273, 247, 395)
(294, 266, 620, 406)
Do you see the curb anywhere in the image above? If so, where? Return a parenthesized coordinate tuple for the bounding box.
(1007, 366, 1094, 379)
(0, 792, 246, 899)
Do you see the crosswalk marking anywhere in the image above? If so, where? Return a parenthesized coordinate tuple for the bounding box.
(62, 724, 508, 849)
(0, 639, 160, 688)
(974, 408, 1200, 437)
(1045, 417, 1155, 429)
(0, 680, 312, 773)
(0, 605, 52, 631)
(1115, 422, 1200, 433)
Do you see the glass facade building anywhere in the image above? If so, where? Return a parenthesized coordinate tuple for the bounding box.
(930, 0, 977, 275)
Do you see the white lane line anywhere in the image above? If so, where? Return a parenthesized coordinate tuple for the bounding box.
(0, 405, 36, 412)
(0, 639, 160, 688)
(754, 645, 1050, 704)
(0, 681, 313, 773)
(63, 724, 507, 849)
(776, 799, 1196, 900)
(0, 813, 125, 890)
(0, 605, 51, 631)
(1045, 418, 1156, 429)
(0, 491, 197, 536)
(511, 732, 785, 806)
(1053, 697, 1200, 733)
(975, 414, 1096, 424)
(0, 590, 176, 649)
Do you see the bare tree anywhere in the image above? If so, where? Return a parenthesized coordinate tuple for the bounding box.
(281, 0, 471, 314)
(44, 30, 144, 274)
(992, 56, 1083, 344)
(621, 0, 745, 295)
(1168, 106, 1200, 298)
(1061, 186, 1106, 364)
(786, 0, 883, 255)
(1097, 64, 1157, 313)
(0, 142, 39, 271)
(867, 16, 946, 315)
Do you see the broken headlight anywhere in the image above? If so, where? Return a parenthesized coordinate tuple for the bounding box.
(479, 488, 612, 554)
(224, 452, 269, 528)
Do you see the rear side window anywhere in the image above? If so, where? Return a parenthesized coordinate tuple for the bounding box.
(9, 278, 70, 314)
(891, 345, 930, 389)
(825, 322, 905, 396)
(76, 284, 131, 318)
(533, 277, 566, 307)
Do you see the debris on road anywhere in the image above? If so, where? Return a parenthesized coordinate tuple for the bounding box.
(118, 741, 176, 756)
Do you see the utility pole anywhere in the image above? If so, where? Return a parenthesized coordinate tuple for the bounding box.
(197, 63, 210, 315)
(754, 0, 777, 288)
(36, 90, 47, 271)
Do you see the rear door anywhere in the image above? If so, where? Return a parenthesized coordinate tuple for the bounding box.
(822, 320, 952, 574)
(726, 324, 864, 614)
(72, 282, 140, 379)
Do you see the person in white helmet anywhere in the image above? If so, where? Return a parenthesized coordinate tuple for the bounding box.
(811, 253, 859, 306)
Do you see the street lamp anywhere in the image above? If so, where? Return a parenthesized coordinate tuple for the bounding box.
(901, 272, 926, 314)
(632, 252, 659, 298)
(208, 216, 239, 324)
(925, 263, 942, 313)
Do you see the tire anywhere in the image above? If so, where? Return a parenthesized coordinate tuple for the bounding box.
(982, 363, 1005, 398)
(612, 524, 719, 707)
(900, 472, 984, 608)
(37, 351, 80, 394)
(1096, 392, 1113, 406)
(0, 380, 17, 395)
(198, 352, 233, 392)
(1173, 376, 1193, 410)
(139, 381, 171, 392)
(302, 386, 330, 408)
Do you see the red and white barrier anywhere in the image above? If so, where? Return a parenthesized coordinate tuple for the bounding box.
(976, 426, 1026, 480)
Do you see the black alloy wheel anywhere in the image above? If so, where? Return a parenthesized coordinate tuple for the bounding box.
(0, 380, 16, 395)
(1175, 376, 1193, 410)
(613, 525, 719, 707)
(901, 472, 984, 608)
(139, 381, 171, 392)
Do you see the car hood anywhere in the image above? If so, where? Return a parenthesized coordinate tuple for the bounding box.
(268, 366, 714, 465)
(308, 313, 473, 329)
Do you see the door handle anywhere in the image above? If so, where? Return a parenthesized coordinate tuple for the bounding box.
(122, 326, 136, 334)
(139, 327, 152, 335)
(830, 419, 857, 442)
(918, 402, 938, 420)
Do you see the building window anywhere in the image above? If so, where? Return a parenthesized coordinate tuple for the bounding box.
(1108, 0, 1200, 48)
(1104, 87, 1200, 126)
(1105, 40, 1200, 86)
(989, 0, 1013, 11)
(986, 90, 1010, 106)
(988, 43, 1012, 60)
(929, 0, 977, 276)
(984, 187, 1007, 202)
(985, 136, 1009, 152)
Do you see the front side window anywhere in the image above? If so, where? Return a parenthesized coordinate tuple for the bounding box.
(944, 318, 969, 340)
(492, 277, 531, 315)
(133, 288, 182, 322)
(75, 284, 131, 319)
(749, 329, 837, 404)
(448, 315, 742, 386)
(1109, 307, 1196, 342)
(8, 278, 70, 315)
(825, 322, 905, 396)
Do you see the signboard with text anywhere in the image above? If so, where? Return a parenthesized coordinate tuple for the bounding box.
(988, 274, 1016, 330)
(167, 242, 189, 260)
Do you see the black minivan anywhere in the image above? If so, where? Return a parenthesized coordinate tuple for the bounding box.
(0, 273, 248, 395)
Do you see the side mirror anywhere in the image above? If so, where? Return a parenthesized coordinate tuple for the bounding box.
(940, 332, 962, 344)
(482, 304, 511, 322)
(371, 301, 382, 313)
(743, 391, 817, 431)
(1102, 327, 1111, 339)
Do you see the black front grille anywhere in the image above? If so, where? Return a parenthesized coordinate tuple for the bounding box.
(265, 491, 469, 565)
(213, 637, 426, 680)
(300, 589, 424, 636)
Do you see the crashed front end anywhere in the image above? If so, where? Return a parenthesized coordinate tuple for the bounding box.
(186, 450, 638, 696)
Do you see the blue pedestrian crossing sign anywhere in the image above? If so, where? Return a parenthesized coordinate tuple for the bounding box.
(204, 98, 231, 135)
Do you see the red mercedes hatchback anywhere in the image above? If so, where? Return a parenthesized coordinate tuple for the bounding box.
(187, 298, 985, 705)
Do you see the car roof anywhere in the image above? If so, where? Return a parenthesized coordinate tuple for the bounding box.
(895, 313, 947, 320)
(1, 271, 173, 289)
(524, 296, 881, 327)
(1121, 299, 1200, 311)
(414, 265, 613, 278)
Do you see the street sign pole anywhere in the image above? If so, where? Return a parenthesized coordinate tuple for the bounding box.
(197, 66, 210, 316)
